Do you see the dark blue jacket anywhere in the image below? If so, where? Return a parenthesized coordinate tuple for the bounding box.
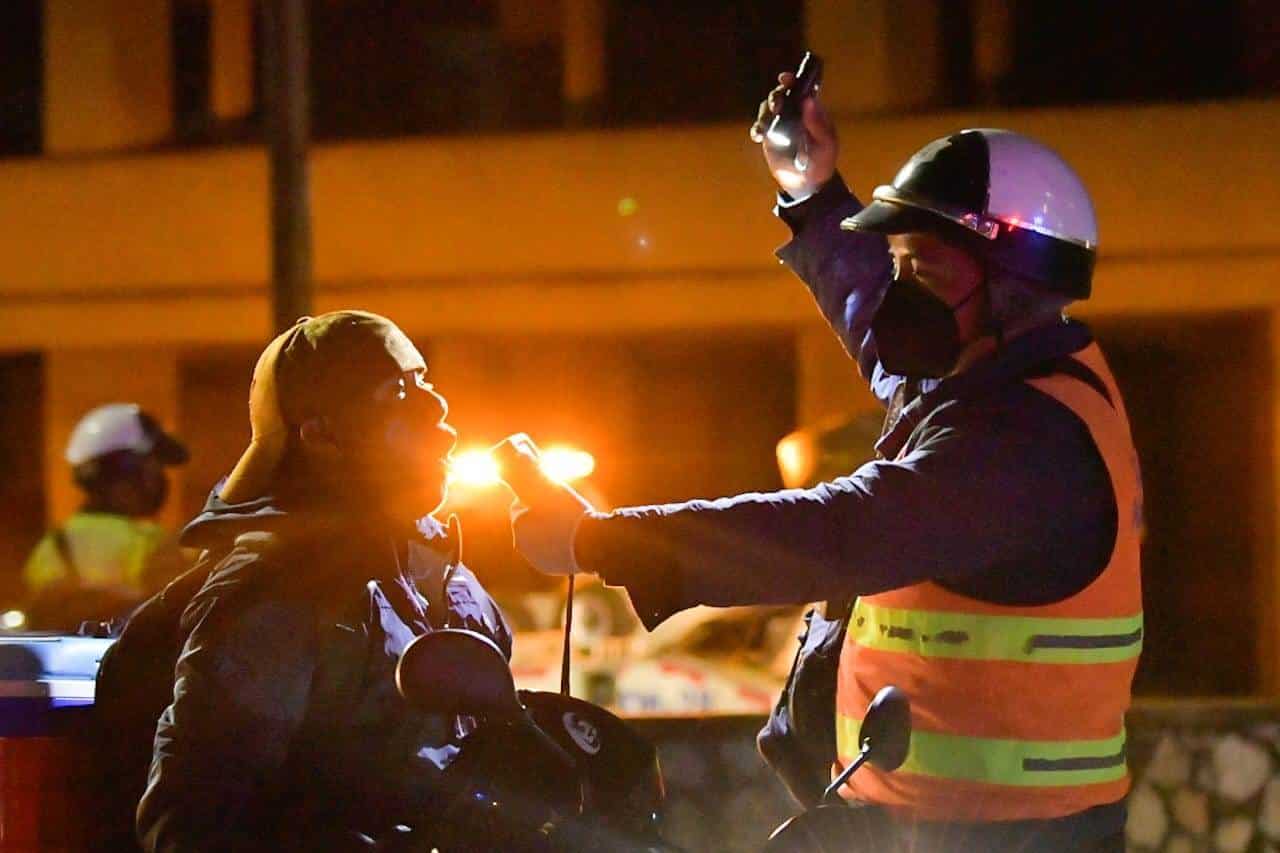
(572, 176, 1128, 848)
(130, 488, 511, 853)
(576, 174, 1117, 627)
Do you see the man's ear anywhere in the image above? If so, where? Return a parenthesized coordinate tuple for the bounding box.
(298, 416, 342, 460)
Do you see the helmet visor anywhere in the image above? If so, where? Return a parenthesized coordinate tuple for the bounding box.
(842, 186, 1000, 241)
(136, 411, 189, 466)
(840, 199, 946, 236)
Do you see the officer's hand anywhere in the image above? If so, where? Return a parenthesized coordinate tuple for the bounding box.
(493, 434, 592, 577)
(749, 72, 838, 200)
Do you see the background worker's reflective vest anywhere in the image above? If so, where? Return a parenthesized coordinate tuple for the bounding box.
(24, 511, 167, 597)
(835, 343, 1143, 822)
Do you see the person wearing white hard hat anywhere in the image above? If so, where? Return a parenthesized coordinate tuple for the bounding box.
(500, 72, 1142, 852)
(23, 403, 189, 629)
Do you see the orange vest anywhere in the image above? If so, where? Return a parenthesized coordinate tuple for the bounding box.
(834, 343, 1143, 822)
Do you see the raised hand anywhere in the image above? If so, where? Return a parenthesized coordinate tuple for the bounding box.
(750, 71, 839, 200)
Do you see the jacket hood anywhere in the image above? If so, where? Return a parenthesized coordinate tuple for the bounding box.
(179, 478, 291, 551)
(180, 478, 452, 553)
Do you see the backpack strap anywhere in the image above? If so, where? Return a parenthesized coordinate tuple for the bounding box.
(51, 528, 81, 582)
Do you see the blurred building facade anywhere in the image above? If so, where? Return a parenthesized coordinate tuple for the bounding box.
(0, 0, 1277, 697)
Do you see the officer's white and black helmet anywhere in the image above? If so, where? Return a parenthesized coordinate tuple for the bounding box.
(841, 129, 1097, 299)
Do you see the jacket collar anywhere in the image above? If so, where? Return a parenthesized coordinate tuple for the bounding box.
(876, 318, 1094, 459)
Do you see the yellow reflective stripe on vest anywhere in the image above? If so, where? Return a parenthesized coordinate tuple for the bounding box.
(850, 599, 1143, 664)
(837, 713, 1127, 787)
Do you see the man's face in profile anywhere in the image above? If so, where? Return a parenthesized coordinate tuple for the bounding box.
(329, 367, 458, 521)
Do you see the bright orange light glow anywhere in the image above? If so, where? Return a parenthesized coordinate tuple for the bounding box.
(448, 448, 503, 488)
(448, 443, 596, 489)
(539, 446, 596, 483)
(776, 434, 813, 488)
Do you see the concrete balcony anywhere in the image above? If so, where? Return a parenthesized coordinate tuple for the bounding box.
(2, 98, 1278, 350)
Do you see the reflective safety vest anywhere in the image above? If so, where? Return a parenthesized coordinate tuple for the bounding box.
(835, 343, 1143, 822)
(24, 511, 167, 597)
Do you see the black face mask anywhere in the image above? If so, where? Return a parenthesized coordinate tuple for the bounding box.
(871, 276, 981, 379)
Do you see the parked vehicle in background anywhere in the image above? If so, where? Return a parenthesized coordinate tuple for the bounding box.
(501, 580, 799, 716)
(0, 633, 113, 849)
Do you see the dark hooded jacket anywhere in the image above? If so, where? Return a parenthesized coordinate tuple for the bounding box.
(97, 486, 511, 853)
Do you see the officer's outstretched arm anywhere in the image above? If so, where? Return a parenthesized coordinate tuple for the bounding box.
(574, 405, 1113, 629)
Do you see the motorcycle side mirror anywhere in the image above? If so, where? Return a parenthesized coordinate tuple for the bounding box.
(861, 685, 911, 771)
(817, 685, 912, 806)
(396, 629, 523, 718)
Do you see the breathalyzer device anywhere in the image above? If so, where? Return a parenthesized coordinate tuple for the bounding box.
(765, 52, 825, 172)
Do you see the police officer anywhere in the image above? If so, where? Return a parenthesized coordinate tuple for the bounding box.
(23, 403, 188, 629)
(502, 75, 1142, 852)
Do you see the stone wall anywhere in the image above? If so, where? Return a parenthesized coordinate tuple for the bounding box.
(633, 701, 1280, 852)
(1126, 702, 1280, 853)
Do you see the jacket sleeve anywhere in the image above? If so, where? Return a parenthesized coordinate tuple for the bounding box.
(576, 400, 1115, 629)
(774, 174, 899, 406)
(136, 589, 320, 853)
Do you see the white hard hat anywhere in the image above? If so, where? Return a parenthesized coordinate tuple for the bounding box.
(842, 129, 1097, 298)
(65, 403, 188, 467)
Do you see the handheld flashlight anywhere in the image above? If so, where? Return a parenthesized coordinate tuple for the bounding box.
(765, 52, 824, 172)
